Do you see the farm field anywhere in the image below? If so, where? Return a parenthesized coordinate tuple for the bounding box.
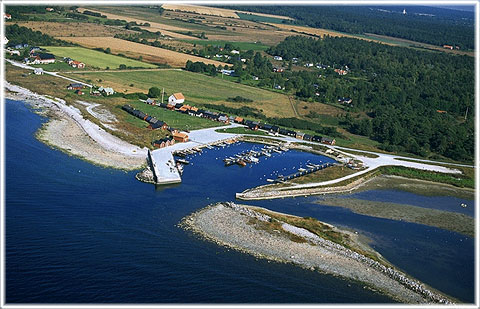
(161, 4, 294, 21)
(66, 70, 297, 118)
(42, 46, 158, 69)
(57, 36, 228, 67)
(76, 7, 195, 39)
(10, 21, 137, 37)
(182, 39, 269, 51)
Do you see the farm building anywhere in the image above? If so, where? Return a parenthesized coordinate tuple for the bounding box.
(338, 97, 353, 104)
(74, 89, 84, 95)
(296, 132, 305, 140)
(4, 13, 12, 19)
(168, 93, 185, 104)
(98, 86, 114, 96)
(67, 83, 84, 90)
(321, 137, 336, 145)
(273, 56, 283, 61)
(146, 98, 156, 105)
(312, 135, 323, 143)
(173, 132, 189, 143)
(32, 53, 55, 64)
(6, 49, 21, 56)
(69, 60, 85, 69)
(303, 134, 313, 141)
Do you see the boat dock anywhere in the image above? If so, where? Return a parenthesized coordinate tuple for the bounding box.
(223, 145, 287, 167)
(271, 162, 335, 183)
(149, 126, 239, 185)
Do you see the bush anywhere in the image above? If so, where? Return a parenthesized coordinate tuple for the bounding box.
(148, 87, 161, 98)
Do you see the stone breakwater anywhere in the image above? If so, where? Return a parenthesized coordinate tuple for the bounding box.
(181, 202, 454, 304)
(236, 175, 372, 200)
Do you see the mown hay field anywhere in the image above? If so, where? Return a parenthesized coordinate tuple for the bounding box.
(42, 46, 157, 69)
(11, 21, 136, 37)
(162, 4, 294, 20)
(66, 70, 297, 118)
(57, 36, 229, 67)
(77, 7, 194, 39)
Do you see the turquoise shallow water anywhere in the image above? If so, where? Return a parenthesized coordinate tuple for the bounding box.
(5, 99, 475, 303)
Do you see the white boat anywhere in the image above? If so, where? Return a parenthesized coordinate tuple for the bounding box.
(249, 156, 259, 163)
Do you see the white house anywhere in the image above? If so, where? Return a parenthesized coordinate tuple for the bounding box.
(98, 86, 115, 96)
(168, 93, 185, 104)
(3, 37, 8, 45)
(231, 50, 240, 54)
(273, 56, 283, 61)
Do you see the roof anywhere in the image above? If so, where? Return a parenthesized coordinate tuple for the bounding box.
(173, 132, 188, 138)
(173, 93, 185, 100)
(37, 53, 55, 60)
(69, 83, 83, 88)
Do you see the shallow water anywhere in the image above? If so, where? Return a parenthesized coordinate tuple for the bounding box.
(5, 99, 474, 303)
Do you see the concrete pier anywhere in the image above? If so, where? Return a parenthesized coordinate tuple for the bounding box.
(149, 125, 239, 185)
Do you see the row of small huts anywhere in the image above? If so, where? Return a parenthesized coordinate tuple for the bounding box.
(144, 96, 335, 145)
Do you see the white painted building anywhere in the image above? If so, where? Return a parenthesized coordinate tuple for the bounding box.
(168, 93, 185, 104)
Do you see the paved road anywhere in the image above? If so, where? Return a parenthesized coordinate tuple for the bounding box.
(7, 59, 93, 87)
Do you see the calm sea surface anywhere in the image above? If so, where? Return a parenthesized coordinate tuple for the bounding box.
(5, 99, 475, 303)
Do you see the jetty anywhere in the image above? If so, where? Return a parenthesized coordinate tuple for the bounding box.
(223, 145, 287, 166)
(273, 162, 335, 183)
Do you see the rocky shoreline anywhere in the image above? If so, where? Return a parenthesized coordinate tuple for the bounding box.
(181, 202, 455, 304)
(5, 82, 147, 171)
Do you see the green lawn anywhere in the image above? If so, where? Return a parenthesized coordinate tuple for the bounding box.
(31, 62, 76, 71)
(183, 40, 269, 51)
(126, 101, 221, 131)
(42, 46, 157, 69)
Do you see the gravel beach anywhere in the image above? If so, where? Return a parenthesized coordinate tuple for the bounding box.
(181, 202, 455, 304)
(5, 82, 147, 170)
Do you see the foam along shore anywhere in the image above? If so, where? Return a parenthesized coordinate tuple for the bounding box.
(181, 202, 455, 304)
(5, 82, 148, 170)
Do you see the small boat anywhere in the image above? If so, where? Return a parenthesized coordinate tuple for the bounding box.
(298, 168, 306, 172)
(273, 149, 282, 154)
(249, 156, 259, 163)
(237, 160, 246, 167)
(461, 203, 467, 208)
(177, 159, 190, 165)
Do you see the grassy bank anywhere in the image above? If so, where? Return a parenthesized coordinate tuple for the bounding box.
(292, 165, 358, 184)
(253, 207, 385, 264)
(216, 126, 267, 136)
(317, 198, 474, 237)
(379, 166, 474, 189)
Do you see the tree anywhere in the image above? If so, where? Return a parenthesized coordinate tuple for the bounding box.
(148, 87, 161, 98)
(105, 47, 111, 54)
(118, 64, 127, 70)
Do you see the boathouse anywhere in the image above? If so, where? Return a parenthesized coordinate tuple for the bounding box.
(173, 132, 189, 143)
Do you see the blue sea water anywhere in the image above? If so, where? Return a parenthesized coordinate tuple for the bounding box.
(5, 99, 475, 304)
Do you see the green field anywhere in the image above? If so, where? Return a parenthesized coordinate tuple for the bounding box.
(183, 40, 269, 51)
(42, 46, 157, 69)
(67, 70, 296, 118)
(126, 101, 221, 131)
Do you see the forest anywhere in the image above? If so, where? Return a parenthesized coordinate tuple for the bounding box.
(5, 24, 73, 47)
(267, 36, 474, 161)
(220, 5, 475, 50)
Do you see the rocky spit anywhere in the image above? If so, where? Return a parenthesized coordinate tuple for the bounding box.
(236, 175, 371, 200)
(181, 202, 454, 304)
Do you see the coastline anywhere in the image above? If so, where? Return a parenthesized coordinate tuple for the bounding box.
(5, 82, 147, 171)
(181, 202, 455, 304)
